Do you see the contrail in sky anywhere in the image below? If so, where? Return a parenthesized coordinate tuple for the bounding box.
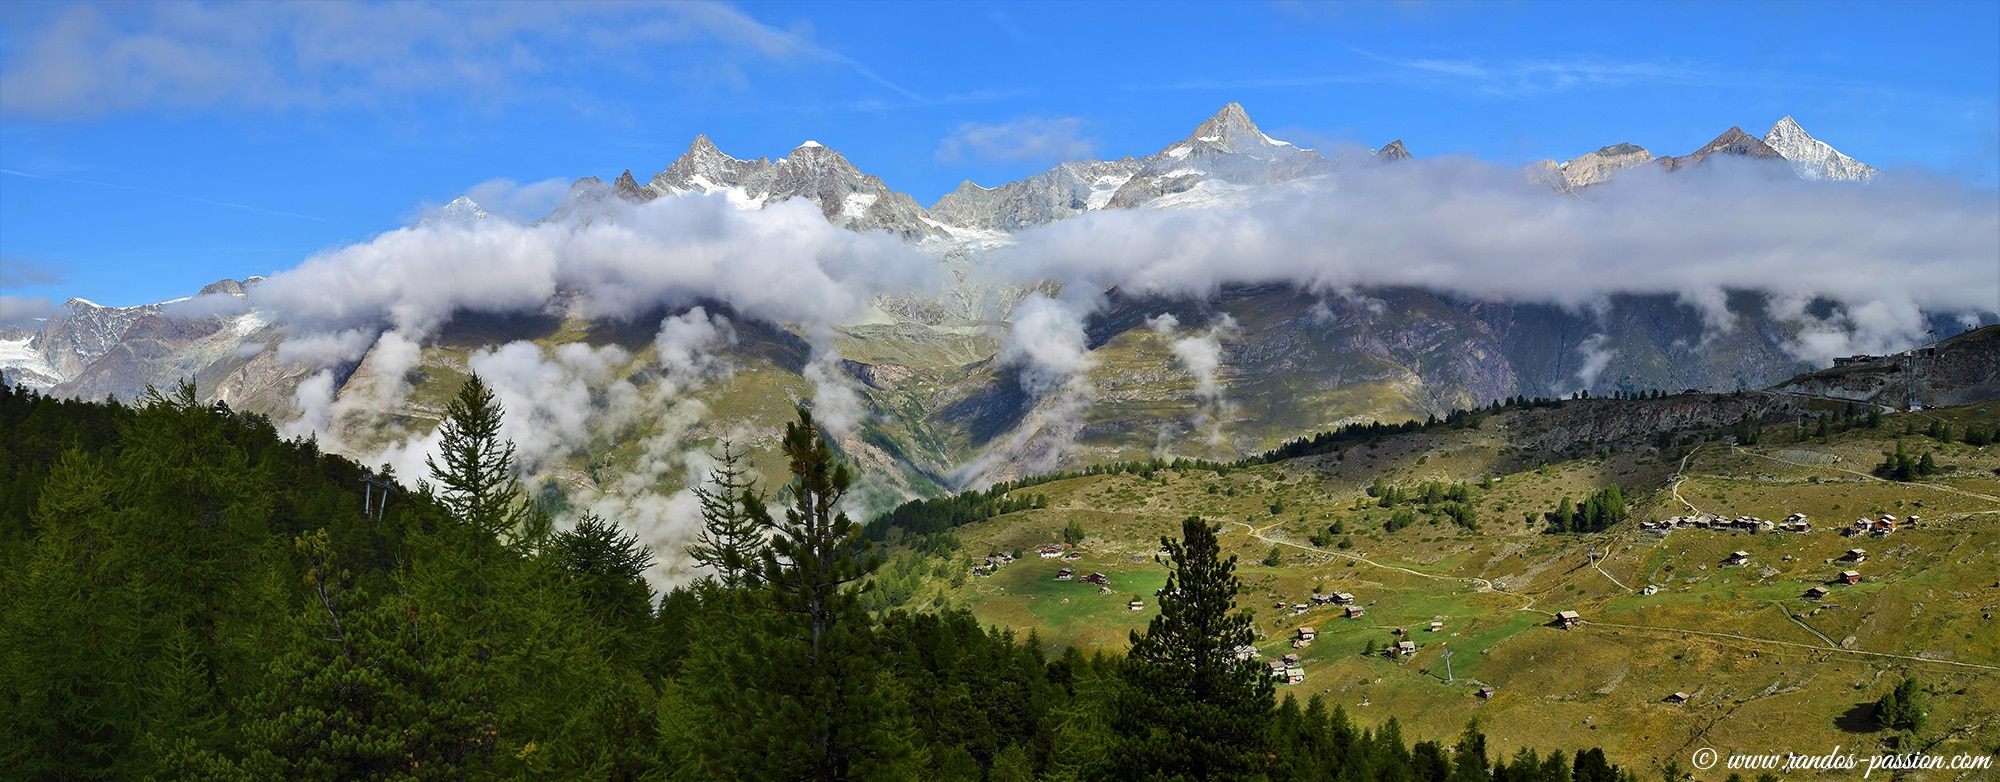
(0, 168, 327, 223)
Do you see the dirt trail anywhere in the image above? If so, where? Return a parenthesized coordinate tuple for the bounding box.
(1228, 519, 1543, 613)
(1585, 620, 2000, 672)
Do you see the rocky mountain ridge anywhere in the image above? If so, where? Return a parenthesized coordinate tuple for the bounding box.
(1524, 117, 1873, 190)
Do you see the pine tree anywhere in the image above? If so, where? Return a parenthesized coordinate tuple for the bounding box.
(1115, 515, 1273, 780)
(426, 374, 532, 544)
(551, 512, 656, 630)
(686, 440, 771, 589)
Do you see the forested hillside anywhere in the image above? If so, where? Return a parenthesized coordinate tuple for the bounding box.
(0, 378, 1656, 781)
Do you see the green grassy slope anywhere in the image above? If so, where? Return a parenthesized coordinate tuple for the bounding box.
(881, 401, 2000, 776)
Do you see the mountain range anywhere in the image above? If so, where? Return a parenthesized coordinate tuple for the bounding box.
(0, 104, 1977, 501)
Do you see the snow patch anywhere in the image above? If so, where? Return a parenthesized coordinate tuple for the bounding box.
(1165, 144, 1191, 159)
(1086, 173, 1134, 210)
(841, 192, 878, 221)
(797, 140, 824, 149)
(232, 310, 268, 338)
(0, 337, 58, 381)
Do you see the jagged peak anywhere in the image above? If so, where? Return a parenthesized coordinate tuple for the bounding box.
(687, 133, 726, 156)
(1762, 115, 1878, 181)
(1375, 140, 1412, 162)
(421, 195, 488, 225)
(1182, 101, 1292, 149)
(613, 169, 657, 203)
(796, 139, 825, 149)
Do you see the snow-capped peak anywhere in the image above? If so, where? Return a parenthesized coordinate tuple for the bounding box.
(797, 140, 825, 149)
(423, 196, 489, 225)
(1763, 116, 1877, 182)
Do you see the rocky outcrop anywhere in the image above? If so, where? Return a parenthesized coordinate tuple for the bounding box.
(928, 158, 1141, 231)
(1374, 140, 1412, 162)
(1527, 143, 1655, 190)
(1770, 325, 2000, 409)
(1504, 394, 1798, 455)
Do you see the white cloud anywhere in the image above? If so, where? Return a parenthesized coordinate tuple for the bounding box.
(937, 117, 1097, 163)
(0, 1, 916, 119)
(0, 295, 58, 328)
(989, 158, 1999, 361)
(460, 178, 574, 224)
(254, 193, 939, 348)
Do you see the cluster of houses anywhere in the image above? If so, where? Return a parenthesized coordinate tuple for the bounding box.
(1053, 568, 1111, 586)
(1231, 644, 1306, 684)
(1267, 655, 1306, 684)
(972, 551, 1017, 577)
(1036, 543, 1081, 560)
(1644, 512, 1812, 535)
(1643, 512, 1913, 540)
(1279, 591, 1361, 617)
(1847, 515, 1910, 537)
(1803, 555, 1870, 599)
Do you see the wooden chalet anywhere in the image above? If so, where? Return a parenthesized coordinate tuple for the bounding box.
(1804, 586, 1830, 599)
(1055, 568, 1074, 581)
(1554, 610, 1582, 629)
(1844, 548, 1868, 563)
(1477, 687, 1495, 699)
(1395, 640, 1417, 656)
(1429, 621, 1445, 632)
(1838, 570, 1862, 585)
(1345, 606, 1366, 619)
(1664, 692, 1689, 705)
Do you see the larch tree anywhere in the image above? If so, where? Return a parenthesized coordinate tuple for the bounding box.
(686, 440, 771, 589)
(426, 374, 534, 546)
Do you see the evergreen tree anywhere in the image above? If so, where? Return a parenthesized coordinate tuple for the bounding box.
(425, 374, 533, 544)
(1062, 516, 1087, 546)
(211, 529, 489, 781)
(1876, 676, 1927, 732)
(1115, 515, 1274, 780)
(687, 440, 771, 589)
(697, 408, 912, 780)
(551, 512, 657, 630)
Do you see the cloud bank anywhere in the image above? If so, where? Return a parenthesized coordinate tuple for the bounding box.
(988, 157, 1999, 386)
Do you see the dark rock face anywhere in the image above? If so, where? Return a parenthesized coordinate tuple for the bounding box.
(613, 170, 656, 203)
(1771, 325, 2000, 408)
(1656, 126, 1786, 172)
(1375, 140, 1412, 162)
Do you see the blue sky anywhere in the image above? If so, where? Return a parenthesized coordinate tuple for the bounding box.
(2, 0, 1996, 311)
